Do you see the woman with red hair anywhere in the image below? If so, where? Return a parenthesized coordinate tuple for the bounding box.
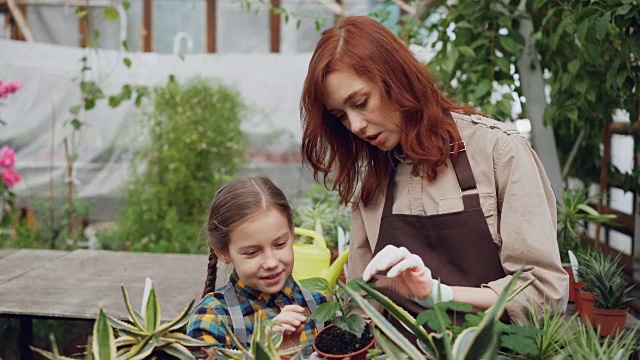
(300, 16, 568, 333)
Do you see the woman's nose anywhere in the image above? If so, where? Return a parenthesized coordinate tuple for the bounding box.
(347, 114, 367, 135)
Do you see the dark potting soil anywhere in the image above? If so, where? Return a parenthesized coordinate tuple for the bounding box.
(315, 326, 374, 355)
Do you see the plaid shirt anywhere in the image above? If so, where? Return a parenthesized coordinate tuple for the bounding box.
(187, 271, 326, 349)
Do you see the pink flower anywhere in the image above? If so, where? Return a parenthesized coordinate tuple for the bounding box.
(0, 146, 15, 168)
(1, 167, 20, 188)
(0, 80, 21, 99)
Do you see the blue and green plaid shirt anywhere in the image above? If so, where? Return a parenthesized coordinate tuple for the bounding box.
(187, 271, 326, 349)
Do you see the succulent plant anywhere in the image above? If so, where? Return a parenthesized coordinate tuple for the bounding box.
(105, 284, 214, 359)
(31, 282, 215, 360)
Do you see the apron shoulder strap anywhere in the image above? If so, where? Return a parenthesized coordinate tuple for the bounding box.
(299, 285, 325, 333)
(223, 282, 248, 346)
(449, 141, 481, 210)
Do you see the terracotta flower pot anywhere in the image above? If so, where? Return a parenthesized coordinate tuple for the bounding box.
(313, 325, 375, 360)
(594, 307, 628, 338)
(563, 265, 575, 303)
(578, 288, 597, 326)
(574, 282, 585, 310)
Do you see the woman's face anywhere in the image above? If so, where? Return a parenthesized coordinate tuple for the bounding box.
(323, 70, 403, 151)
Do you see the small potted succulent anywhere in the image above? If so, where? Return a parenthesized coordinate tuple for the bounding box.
(589, 255, 634, 337)
(300, 278, 375, 360)
(575, 250, 605, 326)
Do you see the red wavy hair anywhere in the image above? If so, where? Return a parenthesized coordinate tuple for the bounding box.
(301, 16, 477, 206)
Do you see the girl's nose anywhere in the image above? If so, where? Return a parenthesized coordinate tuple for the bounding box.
(263, 252, 278, 269)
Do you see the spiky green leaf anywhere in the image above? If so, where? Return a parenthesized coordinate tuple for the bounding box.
(341, 282, 425, 360)
(155, 299, 195, 335)
(164, 332, 218, 347)
(144, 287, 161, 332)
(159, 342, 196, 360)
(93, 309, 117, 360)
(121, 285, 145, 330)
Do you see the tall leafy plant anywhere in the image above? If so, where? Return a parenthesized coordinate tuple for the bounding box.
(557, 188, 616, 263)
(119, 77, 246, 253)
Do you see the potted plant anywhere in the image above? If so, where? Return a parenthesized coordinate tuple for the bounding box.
(556, 188, 616, 303)
(31, 281, 214, 359)
(214, 312, 308, 360)
(574, 251, 600, 325)
(301, 278, 375, 360)
(341, 268, 538, 359)
(589, 255, 634, 337)
(560, 316, 638, 359)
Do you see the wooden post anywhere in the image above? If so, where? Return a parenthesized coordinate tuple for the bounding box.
(143, 0, 153, 52)
(78, 6, 90, 47)
(7, 2, 29, 41)
(595, 122, 612, 249)
(206, 0, 216, 53)
(269, 0, 280, 53)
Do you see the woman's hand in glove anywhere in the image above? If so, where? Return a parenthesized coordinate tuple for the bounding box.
(362, 245, 433, 299)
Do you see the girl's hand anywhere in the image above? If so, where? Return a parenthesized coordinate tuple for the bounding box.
(362, 245, 433, 299)
(270, 305, 308, 349)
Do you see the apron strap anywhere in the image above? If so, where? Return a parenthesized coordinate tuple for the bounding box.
(449, 141, 481, 210)
(223, 282, 248, 345)
(299, 286, 324, 333)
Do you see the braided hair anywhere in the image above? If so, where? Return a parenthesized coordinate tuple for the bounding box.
(202, 176, 294, 297)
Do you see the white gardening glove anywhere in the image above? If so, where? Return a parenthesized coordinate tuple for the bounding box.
(362, 245, 452, 308)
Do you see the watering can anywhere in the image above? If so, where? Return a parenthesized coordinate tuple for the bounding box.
(293, 227, 350, 289)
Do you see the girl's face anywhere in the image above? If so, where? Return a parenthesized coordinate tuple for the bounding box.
(222, 208, 294, 294)
(323, 70, 403, 151)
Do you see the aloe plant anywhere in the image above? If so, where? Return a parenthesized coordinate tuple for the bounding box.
(31, 283, 214, 360)
(213, 310, 306, 360)
(104, 284, 214, 359)
(342, 267, 534, 360)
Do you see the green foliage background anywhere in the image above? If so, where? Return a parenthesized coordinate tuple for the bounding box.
(116, 77, 246, 253)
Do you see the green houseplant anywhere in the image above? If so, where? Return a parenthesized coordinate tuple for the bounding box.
(340, 268, 539, 360)
(31, 282, 214, 360)
(300, 278, 374, 360)
(587, 253, 635, 337)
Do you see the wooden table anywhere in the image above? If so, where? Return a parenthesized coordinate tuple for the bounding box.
(0, 249, 208, 359)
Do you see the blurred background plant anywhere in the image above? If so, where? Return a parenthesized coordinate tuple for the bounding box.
(293, 184, 350, 250)
(115, 76, 246, 253)
(557, 188, 617, 263)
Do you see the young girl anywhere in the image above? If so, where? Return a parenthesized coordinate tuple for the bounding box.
(187, 176, 325, 352)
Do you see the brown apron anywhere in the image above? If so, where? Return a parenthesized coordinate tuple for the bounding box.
(373, 143, 506, 340)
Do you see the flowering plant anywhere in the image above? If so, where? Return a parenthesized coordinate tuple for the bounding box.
(0, 80, 22, 126)
(0, 146, 20, 227)
(0, 80, 22, 98)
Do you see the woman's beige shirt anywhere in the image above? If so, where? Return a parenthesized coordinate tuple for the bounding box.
(347, 112, 569, 321)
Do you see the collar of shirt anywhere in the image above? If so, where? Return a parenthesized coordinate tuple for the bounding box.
(392, 146, 413, 165)
(230, 271, 297, 303)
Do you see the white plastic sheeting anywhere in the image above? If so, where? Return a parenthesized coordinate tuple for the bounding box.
(0, 39, 314, 199)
